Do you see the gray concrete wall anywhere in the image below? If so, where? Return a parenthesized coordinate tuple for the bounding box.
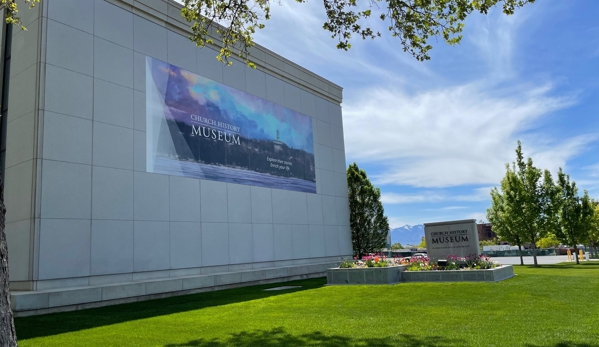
(4, 1, 44, 286)
(5, 0, 351, 292)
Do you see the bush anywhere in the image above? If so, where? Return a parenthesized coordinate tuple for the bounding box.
(373, 261, 388, 267)
(339, 259, 356, 268)
(404, 254, 498, 271)
(464, 254, 495, 269)
(442, 261, 460, 271)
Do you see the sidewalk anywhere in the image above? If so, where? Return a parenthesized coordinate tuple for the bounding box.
(498, 255, 569, 265)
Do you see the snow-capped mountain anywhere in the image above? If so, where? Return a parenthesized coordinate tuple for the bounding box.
(390, 224, 424, 246)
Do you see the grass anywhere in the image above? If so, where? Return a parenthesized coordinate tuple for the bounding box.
(15, 263, 599, 347)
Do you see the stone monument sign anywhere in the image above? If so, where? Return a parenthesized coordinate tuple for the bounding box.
(424, 219, 480, 262)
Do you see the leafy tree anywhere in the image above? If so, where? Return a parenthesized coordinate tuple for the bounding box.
(536, 233, 560, 249)
(390, 242, 403, 250)
(418, 237, 426, 249)
(550, 169, 594, 264)
(487, 142, 553, 266)
(488, 185, 525, 265)
(347, 163, 389, 259)
(181, 0, 535, 64)
(6, 0, 534, 65)
(589, 204, 599, 258)
(2, 0, 39, 28)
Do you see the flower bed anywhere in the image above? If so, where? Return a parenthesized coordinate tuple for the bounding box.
(327, 254, 514, 285)
(330, 256, 407, 285)
(403, 254, 500, 272)
(339, 256, 403, 269)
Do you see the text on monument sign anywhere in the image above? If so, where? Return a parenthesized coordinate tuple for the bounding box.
(430, 230, 469, 244)
(424, 220, 480, 261)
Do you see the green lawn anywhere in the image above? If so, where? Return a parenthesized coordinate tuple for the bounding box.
(15, 263, 599, 347)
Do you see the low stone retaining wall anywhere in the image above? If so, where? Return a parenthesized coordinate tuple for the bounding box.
(327, 266, 407, 285)
(12, 261, 339, 317)
(327, 265, 514, 285)
(401, 265, 514, 283)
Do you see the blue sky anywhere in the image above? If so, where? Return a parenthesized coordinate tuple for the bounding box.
(253, 1, 599, 227)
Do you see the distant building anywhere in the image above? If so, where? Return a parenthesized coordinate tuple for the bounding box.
(477, 223, 497, 241)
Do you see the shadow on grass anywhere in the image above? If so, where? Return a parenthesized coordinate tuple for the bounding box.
(525, 342, 599, 347)
(163, 327, 465, 347)
(15, 278, 327, 341)
(520, 262, 599, 270)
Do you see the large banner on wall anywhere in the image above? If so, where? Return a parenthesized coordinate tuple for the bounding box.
(146, 57, 316, 193)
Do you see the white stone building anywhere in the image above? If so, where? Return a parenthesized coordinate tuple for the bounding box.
(1, 0, 351, 315)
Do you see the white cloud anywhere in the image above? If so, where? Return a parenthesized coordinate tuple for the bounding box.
(582, 163, 599, 177)
(388, 217, 412, 229)
(382, 187, 493, 204)
(253, 1, 407, 86)
(467, 7, 531, 81)
(382, 192, 444, 204)
(424, 206, 468, 212)
(251, 0, 597, 191)
(344, 82, 590, 188)
(340, 5, 595, 189)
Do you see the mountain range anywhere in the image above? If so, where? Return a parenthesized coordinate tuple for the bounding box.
(390, 225, 424, 246)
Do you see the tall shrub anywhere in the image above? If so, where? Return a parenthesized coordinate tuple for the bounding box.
(347, 163, 389, 259)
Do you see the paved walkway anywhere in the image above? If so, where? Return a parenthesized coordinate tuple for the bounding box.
(497, 255, 597, 265)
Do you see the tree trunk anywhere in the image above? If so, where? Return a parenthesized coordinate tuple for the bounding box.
(573, 246, 579, 265)
(531, 239, 538, 267)
(518, 244, 524, 265)
(0, 179, 18, 347)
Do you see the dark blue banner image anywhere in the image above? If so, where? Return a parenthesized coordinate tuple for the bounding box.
(146, 57, 316, 193)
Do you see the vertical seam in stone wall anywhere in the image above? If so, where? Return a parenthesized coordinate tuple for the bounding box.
(247, 186, 256, 269)
(165, 30, 172, 274)
(32, 1, 48, 286)
(131, 7, 137, 276)
(167, 178, 171, 273)
(270, 189, 275, 262)
(307, 194, 312, 261)
(89, 0, 96, 282)
(196, 180, 205, 271)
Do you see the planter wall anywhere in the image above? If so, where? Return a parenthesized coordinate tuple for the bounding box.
(326, 265, 514, 285)
(327, 266, 408, 285)
(397, 265, 513, 283)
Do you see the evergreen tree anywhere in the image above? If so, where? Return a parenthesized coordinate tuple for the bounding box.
(347, 163, 389, 259)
